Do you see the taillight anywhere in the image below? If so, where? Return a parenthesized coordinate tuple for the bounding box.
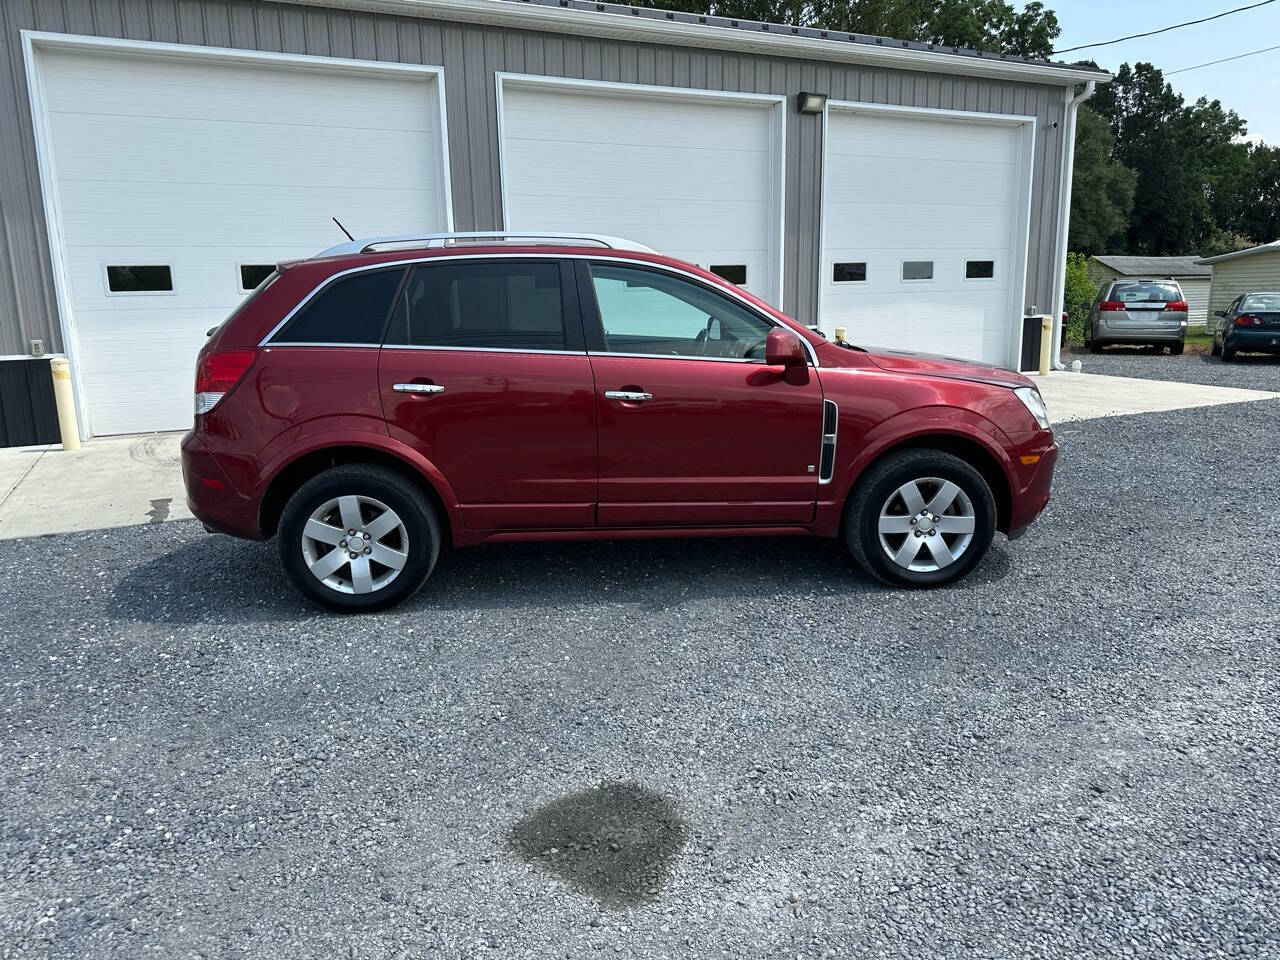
(1164, 300, 1188, 312)
(1235, 314, 1264, 327)
(195, 348, 256, 414)
(1099, 301, 1124, 311)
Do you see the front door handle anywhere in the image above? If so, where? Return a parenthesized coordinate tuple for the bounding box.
(604, 390, 654, 402)
(393, 383, 445, 395)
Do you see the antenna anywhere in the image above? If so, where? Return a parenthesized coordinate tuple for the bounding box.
(332, 217, 354, 241)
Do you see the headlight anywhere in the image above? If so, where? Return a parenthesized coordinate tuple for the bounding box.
(1013, 386, 1051, 430)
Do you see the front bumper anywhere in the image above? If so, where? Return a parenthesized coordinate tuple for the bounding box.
(1006, 440, 1058, 538)
(181, 431, 263, 540)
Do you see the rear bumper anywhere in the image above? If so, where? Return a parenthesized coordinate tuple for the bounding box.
(1006, 440, 1057, 538)
(1095, 328, 1185, 345)
(1226, 329, 1280, 352)
(181, 431, 264, 540)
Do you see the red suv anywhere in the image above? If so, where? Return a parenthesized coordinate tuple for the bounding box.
(182, 232, 1056, 612)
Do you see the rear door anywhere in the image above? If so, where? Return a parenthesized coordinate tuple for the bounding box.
(378, 257, 598, 531)
(580, 260, 824, 527)
(1107, 280, 1185, 333)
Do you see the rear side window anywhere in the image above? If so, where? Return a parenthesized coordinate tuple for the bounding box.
(1110, 281, 1181, 303)
(386, 261, 566, 350)
(272, 269, 404, 344)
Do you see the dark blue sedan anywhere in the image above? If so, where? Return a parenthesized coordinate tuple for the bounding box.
(1213, 292, 1280, 361)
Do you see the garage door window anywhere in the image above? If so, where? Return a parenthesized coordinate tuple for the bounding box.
(965, 260, 995, 280)
(902, 261, 934, 282)
(709, 264, 747, 286)
(239, 264, 276, 292)
(386, 261, 567, 351)
(105, 265, 173, 294)
(588, 263, 772, 360)
(832, 262, 867, 283)
(272, 268, 405, 345)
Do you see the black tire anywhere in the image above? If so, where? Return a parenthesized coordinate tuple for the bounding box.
(1211, 338, 1222, 357)
(843, 448, 997, 589)
(1169, 341, 1184, 356)
(1222, 342, 1237, 362)
(1088, 339, 1103, 354)
(278, 464, 440, 613)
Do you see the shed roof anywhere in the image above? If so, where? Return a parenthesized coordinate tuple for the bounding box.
(290, 0, 1112, 85)
(1091, 255, 1211, 278)
(1196, 240, 1280, 266)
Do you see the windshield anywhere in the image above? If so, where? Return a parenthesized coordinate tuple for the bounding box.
(1110, 281, 1181, 303)
(1241, 293, 1280, 312)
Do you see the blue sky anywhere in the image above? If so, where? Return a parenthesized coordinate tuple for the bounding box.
(1049, 0, 1280, 144)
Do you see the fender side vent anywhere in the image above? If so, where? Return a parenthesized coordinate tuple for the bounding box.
(818, 400, 838, 483)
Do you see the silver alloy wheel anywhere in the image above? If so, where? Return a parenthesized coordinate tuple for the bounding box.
(877, 476, 976, 573)
(300, 495, 409, 595)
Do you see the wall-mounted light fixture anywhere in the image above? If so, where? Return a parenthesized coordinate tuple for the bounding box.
(797, 91, 828, 114)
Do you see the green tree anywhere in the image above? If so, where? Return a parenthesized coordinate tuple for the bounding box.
(628, 1, 1061, 58)
(1068, 106, 1135, 253)
(1061, 252, 1096, 344)
(1090, 62, 1246, 255)
(1235, 144, 1280, 244)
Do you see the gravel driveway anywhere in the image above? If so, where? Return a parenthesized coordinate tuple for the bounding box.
(4, 401, 1279, 959)
(1068, 345, 1280, 390)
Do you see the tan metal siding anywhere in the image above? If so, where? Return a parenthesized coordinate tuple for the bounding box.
(0, 0, 1070, 356)
(1206, 252, 1280, 330)
(1179, 277, 1211, 327)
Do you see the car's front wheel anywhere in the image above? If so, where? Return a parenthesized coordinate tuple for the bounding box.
(1211, 337, 1222, 356)
(278, 464, 440, 612)
(844, 449, 997, 588)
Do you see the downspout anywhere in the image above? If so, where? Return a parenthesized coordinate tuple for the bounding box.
(1049, 79, 1096, 370)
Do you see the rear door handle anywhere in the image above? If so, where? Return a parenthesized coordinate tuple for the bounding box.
(393, 383, 445, 395)
(604, 390, 653, 402)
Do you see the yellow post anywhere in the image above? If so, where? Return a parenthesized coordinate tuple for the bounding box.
(1039, 314, 1053, 377)
(49, 357, 80, 451)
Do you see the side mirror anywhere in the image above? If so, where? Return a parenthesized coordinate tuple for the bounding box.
(765, 328, 806, 367)
(1214, 310, 1225, 317)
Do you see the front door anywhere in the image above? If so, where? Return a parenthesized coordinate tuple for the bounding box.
(580, 260, 823, 526)
(378, 258, 597, 531)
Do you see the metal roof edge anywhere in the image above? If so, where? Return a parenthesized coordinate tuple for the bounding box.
(1196, 240, 1280, 266)
(283, 0, 1112, 86)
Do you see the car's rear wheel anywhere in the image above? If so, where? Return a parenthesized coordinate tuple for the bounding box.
(1088, 338, 1102, 354)
(844, 449, 997, 589)
(1169, 341, 1184, 355)
(278, 464, 440, 612)
(1222, 342, 1237, 362)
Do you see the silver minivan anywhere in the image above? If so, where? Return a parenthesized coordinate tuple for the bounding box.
(1086, 279, 1188, 354)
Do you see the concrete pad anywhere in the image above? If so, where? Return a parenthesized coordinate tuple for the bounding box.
(1033, 371, 1280, 423)
(0, 433, 190, 540)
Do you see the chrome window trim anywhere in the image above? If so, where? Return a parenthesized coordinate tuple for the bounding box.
(376, 344, 584, 356)
(591, 350, 769, 365)
(260, 253, 819, 367)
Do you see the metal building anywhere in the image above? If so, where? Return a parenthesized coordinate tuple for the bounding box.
(0, 0, 1108, 441)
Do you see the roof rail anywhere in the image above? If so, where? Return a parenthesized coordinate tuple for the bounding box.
(316, 231, 657, 258)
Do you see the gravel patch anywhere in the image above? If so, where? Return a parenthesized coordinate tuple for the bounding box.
(3, 401, 1279, 959)
(1066, 346, 1280, 390)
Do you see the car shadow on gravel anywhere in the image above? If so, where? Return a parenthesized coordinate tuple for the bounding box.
(507, 782, 688, 909)
(112, 530, 1015, 623)
(1198, 352, 1280, 366)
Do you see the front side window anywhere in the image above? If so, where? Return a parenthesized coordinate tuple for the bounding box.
(386, 261, 566, 350)
(272, 268, 404, 344)
(588, 263, 774, 360)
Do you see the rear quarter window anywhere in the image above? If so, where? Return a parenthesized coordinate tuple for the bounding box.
(271, 268, 405, 345)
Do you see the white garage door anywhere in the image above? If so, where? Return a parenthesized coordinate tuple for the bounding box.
(820, 107, 1032, 366)
(33, 43, 450, 436)
(498, 77, 784, 305)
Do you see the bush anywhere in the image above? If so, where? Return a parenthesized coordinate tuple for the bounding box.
(1063, 252, 1097, 344)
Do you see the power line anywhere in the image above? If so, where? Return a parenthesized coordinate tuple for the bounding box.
(1053, 0, 1275, 54)
(1167, 42, 1280, 75)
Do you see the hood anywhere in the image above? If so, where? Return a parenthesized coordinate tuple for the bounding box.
(863, 348, 1033, 389)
